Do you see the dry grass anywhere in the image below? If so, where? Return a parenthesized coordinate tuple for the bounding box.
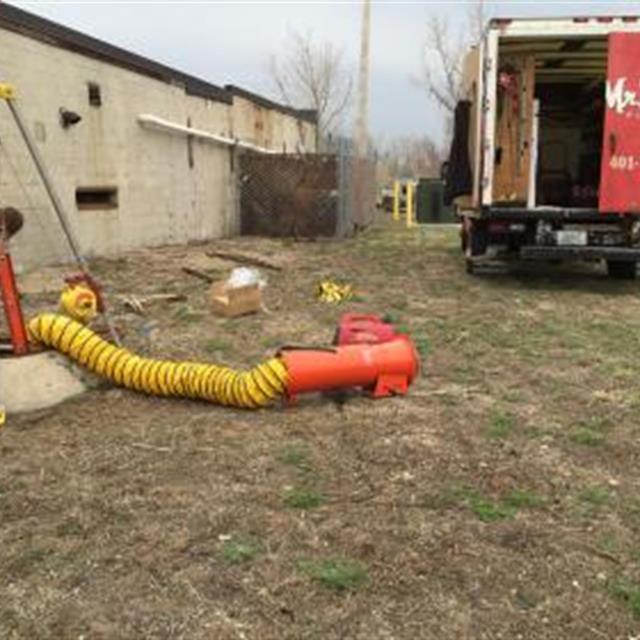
(3, 219, 640, 638)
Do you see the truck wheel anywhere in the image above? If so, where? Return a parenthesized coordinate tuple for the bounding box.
(468, 220, 489, 257)
(465, 258, 475, 274)
(607, 260, 637, 280)
(465, 223, 488, 275)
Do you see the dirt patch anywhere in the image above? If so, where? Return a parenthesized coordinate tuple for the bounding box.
(3, 222, 640, 638)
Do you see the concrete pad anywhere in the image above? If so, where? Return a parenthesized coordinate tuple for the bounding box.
(1, 351, 88, 414)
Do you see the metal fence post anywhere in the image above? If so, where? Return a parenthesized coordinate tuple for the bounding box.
(337, 137, 350, 238)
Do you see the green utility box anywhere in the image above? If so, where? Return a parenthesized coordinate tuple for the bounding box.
(415, 178, 454, 224)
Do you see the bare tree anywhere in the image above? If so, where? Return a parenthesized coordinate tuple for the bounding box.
(468, 0, 487, 44)
(378, 136, 444, 183)
(420, 0, 488, 114)
(269, 29, 353, 148)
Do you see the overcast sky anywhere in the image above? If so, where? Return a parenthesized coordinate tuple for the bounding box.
(10, 1, 640, 146)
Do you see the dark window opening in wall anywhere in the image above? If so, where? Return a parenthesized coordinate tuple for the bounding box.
(76, 187, 118, 210)
(87, 82, 102, 107)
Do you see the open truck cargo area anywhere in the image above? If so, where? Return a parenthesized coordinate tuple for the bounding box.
(446, 15, 640, 277)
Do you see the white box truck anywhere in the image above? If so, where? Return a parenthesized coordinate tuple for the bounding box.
(445, 15, 640, 277)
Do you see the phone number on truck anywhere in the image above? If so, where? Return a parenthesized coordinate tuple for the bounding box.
(609, 154, 640, 171)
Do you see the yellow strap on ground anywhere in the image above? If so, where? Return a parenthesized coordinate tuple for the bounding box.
(27, 313, 289, 409)
(317, 280, 353, 304)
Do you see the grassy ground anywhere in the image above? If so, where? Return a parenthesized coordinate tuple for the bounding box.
(3, 221, 640, 638)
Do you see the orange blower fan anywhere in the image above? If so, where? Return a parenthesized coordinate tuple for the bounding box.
(280, 314, 419, 401)
(27, 309, 420, 409)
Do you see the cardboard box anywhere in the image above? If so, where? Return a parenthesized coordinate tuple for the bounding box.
(210, 281, 262, 317)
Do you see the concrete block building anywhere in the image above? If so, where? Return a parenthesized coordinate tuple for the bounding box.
(0, 4, 317, 270)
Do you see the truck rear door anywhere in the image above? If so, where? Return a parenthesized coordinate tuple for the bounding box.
(599, 32, 640, 213)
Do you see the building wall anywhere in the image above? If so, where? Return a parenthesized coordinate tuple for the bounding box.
(230, 95, 315, 153)
(0, 28, 316, 271)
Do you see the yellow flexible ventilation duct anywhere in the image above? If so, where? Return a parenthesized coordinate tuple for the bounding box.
(27, 313, 289, 408)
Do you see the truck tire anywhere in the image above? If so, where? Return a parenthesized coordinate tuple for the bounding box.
(464, 220, 489, 275)
(607, 260, 637, 280)
(468, 221, 489, 257)
(465, 258, 477, 274)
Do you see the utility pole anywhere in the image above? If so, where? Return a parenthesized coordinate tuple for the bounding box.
(352, 0, 371, 229)
(354, 0, 371, 159)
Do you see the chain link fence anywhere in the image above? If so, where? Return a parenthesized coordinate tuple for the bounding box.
(238, 140, 377, 240)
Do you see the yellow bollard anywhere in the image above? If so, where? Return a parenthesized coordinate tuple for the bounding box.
(392, 180, 400, 221)
(406, 181, 414, 228)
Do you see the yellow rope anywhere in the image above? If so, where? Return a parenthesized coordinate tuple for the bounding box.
(28, 313, 289, 409)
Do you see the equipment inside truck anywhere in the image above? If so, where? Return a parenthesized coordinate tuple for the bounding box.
(536, 80, 604, 208)
(495, 35, 608, 210)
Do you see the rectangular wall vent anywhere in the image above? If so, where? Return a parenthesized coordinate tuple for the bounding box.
(76, 186, 118, 210)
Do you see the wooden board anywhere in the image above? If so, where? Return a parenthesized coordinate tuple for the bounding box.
(493, 55, 535, 204)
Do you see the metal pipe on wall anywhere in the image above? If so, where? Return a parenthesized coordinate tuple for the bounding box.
(137, 114, 277, 154)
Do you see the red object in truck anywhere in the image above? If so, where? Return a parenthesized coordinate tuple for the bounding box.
(599, 32, 640, 213)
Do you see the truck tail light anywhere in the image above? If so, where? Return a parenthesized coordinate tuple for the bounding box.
(489, 221, 508, 233)
(489, 222, 526, 233)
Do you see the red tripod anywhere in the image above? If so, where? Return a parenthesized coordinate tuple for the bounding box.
(0, 208, 28, 355)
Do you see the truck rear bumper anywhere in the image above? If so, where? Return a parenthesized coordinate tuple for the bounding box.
(520, 246, 640, 262)
(478, 207, 638, 223)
